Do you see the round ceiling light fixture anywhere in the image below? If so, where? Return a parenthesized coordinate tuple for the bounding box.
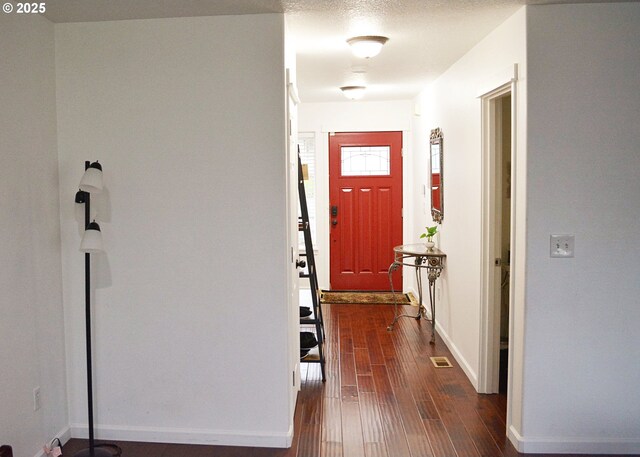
(340, 85, 366, 100)
(346, 35, 389, 59)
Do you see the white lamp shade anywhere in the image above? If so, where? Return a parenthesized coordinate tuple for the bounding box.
(340, 86, 366, 100)
(80, 222, 104, 253)
(347, 36, 389, 59)
(79, 163, 103, 193)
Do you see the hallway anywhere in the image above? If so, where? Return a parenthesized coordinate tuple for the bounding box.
(294, 303, 514, 457)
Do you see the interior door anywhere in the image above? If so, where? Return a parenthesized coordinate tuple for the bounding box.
(286, 70, 300, 408)
(329, 131, 403, 291)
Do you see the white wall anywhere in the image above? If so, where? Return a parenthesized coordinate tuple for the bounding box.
(55, 14, 292, 446)
(0, 12, 69, 457)
(298, 100, 414, 289)
(521, 3, 640, 453)
(411, 6, 527, 412)
(415, 3, 640, 453)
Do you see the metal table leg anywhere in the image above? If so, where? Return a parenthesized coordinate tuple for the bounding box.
(427, 272, 437, 344)
(387, 257, 423, 331)
(415, 256, 425, 319)
(387, 261, 402, 331)
(426, 262, 444, 344)
(386, 246, 445, 342)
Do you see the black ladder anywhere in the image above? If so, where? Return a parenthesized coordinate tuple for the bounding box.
(298, 150, 326, 381)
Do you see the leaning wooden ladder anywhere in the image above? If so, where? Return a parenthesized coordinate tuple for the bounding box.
(298, 150, 326, 381)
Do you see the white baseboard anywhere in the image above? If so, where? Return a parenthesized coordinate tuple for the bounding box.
(435, 321, 479, 390)
(33, 425, 71, 457)
(285, 423, 293, 447)
(421, 307, 479, 391)
(404, 284, 478, 389)
(509, 425, 640, 454)
(69, 423, 291, 448)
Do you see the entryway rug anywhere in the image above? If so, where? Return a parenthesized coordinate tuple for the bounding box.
(320, 290, 416, 305)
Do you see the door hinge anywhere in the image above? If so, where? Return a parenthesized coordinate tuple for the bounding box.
(292, 370, 296, 387)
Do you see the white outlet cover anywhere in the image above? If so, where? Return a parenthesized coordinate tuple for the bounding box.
(550, 234, 574, 258)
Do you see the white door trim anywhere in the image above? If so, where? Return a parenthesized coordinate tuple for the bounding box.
(285, 68, 300, 433)
(478, 64, 518, 397)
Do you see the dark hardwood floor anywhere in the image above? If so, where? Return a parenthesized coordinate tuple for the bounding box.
(63, 304, 622, 457)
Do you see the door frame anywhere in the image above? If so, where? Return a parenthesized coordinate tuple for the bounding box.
(302, 123, 411, 293)
(285, 69, 300, 438)
(478, 65, 518, 402)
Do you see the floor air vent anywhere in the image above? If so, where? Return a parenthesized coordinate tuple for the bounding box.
(430, 356, 453, 368)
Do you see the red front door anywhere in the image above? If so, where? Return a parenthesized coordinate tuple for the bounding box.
(329, 131, 403, 291)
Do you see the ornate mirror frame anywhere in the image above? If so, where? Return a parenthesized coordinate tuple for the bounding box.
(430, 128, 444, 223)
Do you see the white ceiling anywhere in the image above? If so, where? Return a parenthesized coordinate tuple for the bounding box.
(44, 0, 636, 103)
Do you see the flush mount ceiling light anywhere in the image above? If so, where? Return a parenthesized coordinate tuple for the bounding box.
(340, 85, 366, 100)
(347, 35, 389, 59)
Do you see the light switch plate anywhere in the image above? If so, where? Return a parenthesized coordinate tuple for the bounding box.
(550, 234, 574, 258)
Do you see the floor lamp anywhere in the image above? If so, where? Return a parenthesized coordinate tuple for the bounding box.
(74, 161, 112, 457)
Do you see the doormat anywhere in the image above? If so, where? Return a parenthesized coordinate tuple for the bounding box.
(320, 290, 416, 305)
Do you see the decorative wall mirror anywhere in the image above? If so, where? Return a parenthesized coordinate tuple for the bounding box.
(430, 128, 444, 223)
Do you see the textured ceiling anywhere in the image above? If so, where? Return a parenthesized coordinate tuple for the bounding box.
(287, 0, 523, 102)
(43, 0, 637, 102)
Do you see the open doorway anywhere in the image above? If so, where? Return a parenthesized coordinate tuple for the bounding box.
(480, 84, 514, 399)
(496, 94, 512, 394)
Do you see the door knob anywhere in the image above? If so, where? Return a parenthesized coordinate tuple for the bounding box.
(332, 219, 338, 226)
(296, 259, 306, 268)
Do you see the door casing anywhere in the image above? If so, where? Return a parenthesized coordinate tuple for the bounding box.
(478, 65, 518, 438)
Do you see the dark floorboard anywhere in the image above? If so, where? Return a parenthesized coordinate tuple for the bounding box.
(63, 304, 627, 457)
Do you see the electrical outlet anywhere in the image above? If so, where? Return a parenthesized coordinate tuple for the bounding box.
(33, 387, 41, 411)
(550, 234, 574, 258)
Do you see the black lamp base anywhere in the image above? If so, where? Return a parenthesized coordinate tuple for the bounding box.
(72, 447, 116, 457)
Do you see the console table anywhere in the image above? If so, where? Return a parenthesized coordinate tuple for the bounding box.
(387, 244, 446, 344)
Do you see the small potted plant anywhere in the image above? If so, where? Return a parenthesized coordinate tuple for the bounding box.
(420, 225, 438, 250)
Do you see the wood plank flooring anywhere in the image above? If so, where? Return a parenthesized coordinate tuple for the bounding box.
(302, 303, 508, 457)
(62, 304, 622, 457)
